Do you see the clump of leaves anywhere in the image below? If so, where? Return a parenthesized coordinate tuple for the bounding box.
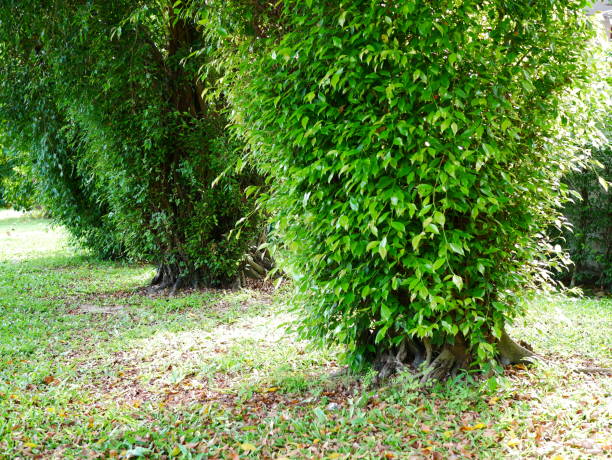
(221, 0, 609, 376)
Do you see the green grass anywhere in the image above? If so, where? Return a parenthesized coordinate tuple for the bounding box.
(0, 209, 610, 459)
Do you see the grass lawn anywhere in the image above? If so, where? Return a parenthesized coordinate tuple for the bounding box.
(0, 209, 610, 459)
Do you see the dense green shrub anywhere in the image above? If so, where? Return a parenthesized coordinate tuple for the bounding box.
(560, 136, 611, 290)
(0, 1, 258, 285)
(221, 0, 608, 375)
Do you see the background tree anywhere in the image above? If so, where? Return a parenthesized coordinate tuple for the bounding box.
(217, 0, 609, 378)
(0, 0, 258, 287)
(0, 20, 125, 258)
(558, 126, 612, 290)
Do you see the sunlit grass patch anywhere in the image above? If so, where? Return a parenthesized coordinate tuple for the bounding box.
(511, 294, 612, 367)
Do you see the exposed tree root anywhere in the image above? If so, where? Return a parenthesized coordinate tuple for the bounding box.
(371, 328, 539, 384)
(147, 229, 278, 295)
(242, 243, 275, 281)
(574, 367, 612, 376)
(498, 329, 539, 365)
(148, 241, 277, 294)
(148, 262, 234, 294)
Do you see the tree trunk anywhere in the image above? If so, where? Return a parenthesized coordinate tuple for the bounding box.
(371, 328, 536, 383)
(149, 262, 240, 294)
(149, 237, 277, 294)
(145, 9, 227, 294)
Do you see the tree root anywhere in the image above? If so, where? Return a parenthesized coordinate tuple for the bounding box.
(498, 329, 539, 365)
(169, 276, 184, 296)
(364, 328, 611, 386)
(241, 239, 277, 282)
(147, 233, 278, 294)
(574, 367, 612, 376)
(419, 348, 457, 383)
(370, 328, 542, 384)
(147, 262, 235, 294)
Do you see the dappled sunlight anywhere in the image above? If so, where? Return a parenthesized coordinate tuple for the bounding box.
(1, 212, 611, 458)
(0, 208, 27, 222)
(76, 303, 339, 410)
(510, 295, 612, 368)
(497, 365, 612, 457)
(63, 265, 156, 296)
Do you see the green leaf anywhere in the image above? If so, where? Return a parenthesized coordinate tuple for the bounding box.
(433, 211, 445, 226)
(390, 221, 405, 233)
(425, 223, 439, 234)
(380, 304, 393, 321)
(452, 275, 463, 291)
(448, 242, 464, 255)
(417, 184, 433, 197)
(375, 325, 389, 344)
(433, 258, 446, 271)
(598, 176, 609, 192)
(412, 233, 425, 251)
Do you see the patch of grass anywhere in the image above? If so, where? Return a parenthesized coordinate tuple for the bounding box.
(0, 209, 610, 459)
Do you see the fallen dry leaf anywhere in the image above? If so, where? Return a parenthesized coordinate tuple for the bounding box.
(461, 423, 487, 432)
(506, 439, 520, 447)
(241, 442, 257, 452)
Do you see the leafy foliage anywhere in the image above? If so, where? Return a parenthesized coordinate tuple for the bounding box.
(220, 0, 607, 368)
(560, 134, 612, 289)
(0, 57, 125, 258)
(0, 143, 38, 211)
(0, 1, 257, 282)
(552, 45, 612, 291)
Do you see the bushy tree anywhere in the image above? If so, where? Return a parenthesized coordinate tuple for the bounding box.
(551, 46, 611, 291)
(0, 0, 258, 287)
(220, 0, 607, 378)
